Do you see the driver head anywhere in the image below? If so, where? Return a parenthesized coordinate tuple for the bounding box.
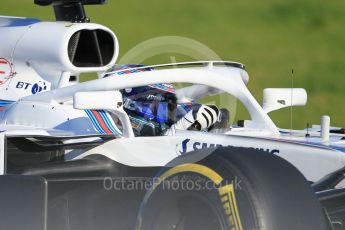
(104, 64, 178, 136)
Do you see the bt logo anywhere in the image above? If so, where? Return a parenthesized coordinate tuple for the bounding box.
(16, 81, 48, 94)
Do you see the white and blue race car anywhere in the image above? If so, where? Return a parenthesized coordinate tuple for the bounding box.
(0, 1, 343, 230)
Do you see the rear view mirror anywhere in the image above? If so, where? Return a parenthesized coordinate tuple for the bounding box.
(73, 91, 123, 110)
(73, 91, 134, 137)
(262, 88, 307, 113)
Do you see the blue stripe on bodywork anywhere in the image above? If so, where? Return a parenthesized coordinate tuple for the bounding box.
(331, 146, 345, 152)
(85, 110, 106, 134)
(0, 17, 40, 27)
(98, 110, 121, 135)
(0, 99, 14, 108)
(266, 136, 345, 153)
(85, 109, 121, 135)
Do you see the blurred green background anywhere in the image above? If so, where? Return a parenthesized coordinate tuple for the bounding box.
(1, 0, 345, 129)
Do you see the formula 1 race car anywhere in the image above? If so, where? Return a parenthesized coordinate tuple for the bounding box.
(0, 1, 344, 230)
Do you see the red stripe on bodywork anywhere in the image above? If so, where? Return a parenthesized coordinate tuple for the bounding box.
(0, 60, 8, 64)
(91, 110, 112, 134)
(0, 71, 5, 74)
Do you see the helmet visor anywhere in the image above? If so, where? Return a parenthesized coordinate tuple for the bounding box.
(124, 99, 173, 123)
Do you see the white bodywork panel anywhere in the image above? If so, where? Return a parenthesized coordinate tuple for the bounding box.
(75, 131, 345, 182)
(0, 100, 98, 135)
(0, 19, 119, 101)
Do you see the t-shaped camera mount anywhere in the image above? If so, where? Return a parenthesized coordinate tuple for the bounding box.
(34, 0, 107, 22)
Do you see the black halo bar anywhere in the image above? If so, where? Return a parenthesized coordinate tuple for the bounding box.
(34, 0, 107, 22)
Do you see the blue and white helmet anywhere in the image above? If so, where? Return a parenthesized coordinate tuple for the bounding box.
(104, 64, 179, 136)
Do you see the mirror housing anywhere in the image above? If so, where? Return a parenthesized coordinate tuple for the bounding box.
(262, 88, 307, 113)
(74, 91, 123, 110)
(73, 91, 134, 137)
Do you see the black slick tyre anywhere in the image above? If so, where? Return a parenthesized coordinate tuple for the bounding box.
(136, 147, 328, 230)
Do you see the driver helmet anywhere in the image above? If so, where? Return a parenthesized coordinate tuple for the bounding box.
(104, 64, 189, 136)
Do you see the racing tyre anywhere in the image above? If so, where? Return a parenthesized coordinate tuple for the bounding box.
(136, 147, 328, 230)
